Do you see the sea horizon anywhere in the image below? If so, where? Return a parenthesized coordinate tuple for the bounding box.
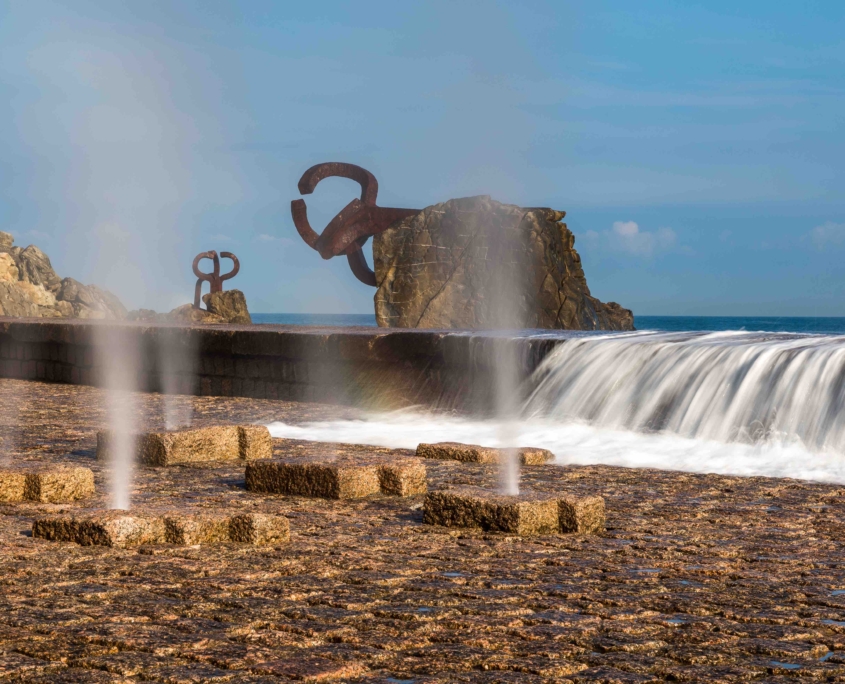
(252, 313, 845, 335)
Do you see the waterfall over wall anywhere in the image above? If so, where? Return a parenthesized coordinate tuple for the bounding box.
(523, 331, 845, 451)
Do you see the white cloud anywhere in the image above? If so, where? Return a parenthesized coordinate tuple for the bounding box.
(205, 233, 235, 244)
(608, 220, 677, 256)
(809, 222, 845, 249)
(256, 233, 293, 245)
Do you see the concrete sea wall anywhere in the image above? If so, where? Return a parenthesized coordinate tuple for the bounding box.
(0, 318, 567, 413)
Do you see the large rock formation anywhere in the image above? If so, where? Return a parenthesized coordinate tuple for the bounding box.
(373, 196, 633, 330)
(0, 232, 126, 319)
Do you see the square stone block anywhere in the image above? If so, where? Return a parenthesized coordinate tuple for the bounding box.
(423, 485, 605, 536)
(423, 486, 560, 535)
(416, 442, 554, 465)
(97, 425, 272, 466)
(0, 466, 95, 504)
(558, 494, 605, 535)
(33, 511, 166, 548)
(377, 458, 427, 496)
(163, 512, 230, 545)
(228, 513, 290, 545)
(0, 470, 27, 503)
(24, 466, 96, 503)
(245, 456, 380, 499)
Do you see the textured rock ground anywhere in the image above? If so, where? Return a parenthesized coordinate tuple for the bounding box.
(373, 196, 634, 331)
(0, 379, 844, 681)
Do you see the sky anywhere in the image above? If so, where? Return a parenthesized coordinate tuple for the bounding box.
(0, 0, 843, 317)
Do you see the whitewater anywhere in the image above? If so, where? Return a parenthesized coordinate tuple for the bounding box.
(267, 330, 845, 484)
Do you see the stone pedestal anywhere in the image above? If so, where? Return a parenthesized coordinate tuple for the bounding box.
(423, 485, 604, 535)
(0, 465, 95, 503)
(246, 455, 426, 499)
(97, 425, 272, 466)
(416, 442, 554, 465)
(32, 510, 289, 547)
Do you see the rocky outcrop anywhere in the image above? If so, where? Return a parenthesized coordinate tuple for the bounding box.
(202, 290, 251, 325)
(139, 289, 252, 325)
(0, 232, 126, 320)
(373, 196, 633, 330)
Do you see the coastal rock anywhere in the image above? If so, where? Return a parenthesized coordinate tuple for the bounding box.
(203, 289, 252, 324)
(0, 232, 127, 320)
(17, 245, 61, 293)
(0, 253, 19, 283)
(373, 196, 633, 330)
(0, 281, 39, 317)
(0, 233, 13, 253)
(166, 303, 227, 324)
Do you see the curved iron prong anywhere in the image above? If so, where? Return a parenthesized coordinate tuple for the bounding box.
(192, 250, 219, 280)
(291, 199, 320, 249)
(346, 245, 377, 287)
(219, 252, 240, 281)
(297, 162, 378, 205)
(291, 162, 419, 287)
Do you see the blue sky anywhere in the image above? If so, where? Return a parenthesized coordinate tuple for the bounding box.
(0, 0, 843, 316)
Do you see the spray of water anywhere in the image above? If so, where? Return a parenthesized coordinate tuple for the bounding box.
(93, 325, 141, 510)
(157, 326, 198, 430)
(484, 210, 531, 495)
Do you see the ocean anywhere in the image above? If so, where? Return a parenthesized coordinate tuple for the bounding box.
(252, 313, 845, 334)
(255, 313, 845, 484)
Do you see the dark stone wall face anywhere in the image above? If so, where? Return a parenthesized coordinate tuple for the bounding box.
(0, 318, 563, 414)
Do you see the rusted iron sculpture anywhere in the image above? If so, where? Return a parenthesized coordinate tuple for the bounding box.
(291, 162, 420, 286)
(192, 250, 240, 308)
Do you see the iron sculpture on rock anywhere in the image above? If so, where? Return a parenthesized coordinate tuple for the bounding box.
(290, 162, 633, 331)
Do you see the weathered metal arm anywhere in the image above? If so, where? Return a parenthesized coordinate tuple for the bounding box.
(291, 162, 419, 286)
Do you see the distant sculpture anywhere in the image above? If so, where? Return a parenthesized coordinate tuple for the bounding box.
(192, 250, 240, 309)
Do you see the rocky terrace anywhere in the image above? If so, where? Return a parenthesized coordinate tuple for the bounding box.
(0, 379, 844, 682)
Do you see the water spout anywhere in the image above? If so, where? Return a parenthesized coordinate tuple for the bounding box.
(157, 326, 197, 430)
(92, 325, 141, 510)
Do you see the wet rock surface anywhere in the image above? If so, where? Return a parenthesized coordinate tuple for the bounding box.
(373, 196, 634, 331)
(0, 379, 844, 680)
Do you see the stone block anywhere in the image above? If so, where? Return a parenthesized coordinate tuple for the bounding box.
(33, 512, 165, 548)
(558, 494, 605, 535)
(416, 442, 554, 465)
(0, 465, 95, 503)
(97, 425, 272, 466)
(0, 469, 26, 503)
(163, 512, 230, 545)
(246, 456, 380, 499)
(33, 510, 290, 547)
(228, 513, 290, 545)
(423, 486, 559, 535)
(24, 466, 95, 503)
(377, 458, 427, 496)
